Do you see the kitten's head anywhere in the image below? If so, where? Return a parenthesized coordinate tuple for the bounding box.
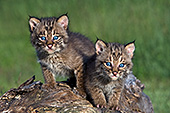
(29, 14, 69, 54)
(95, 39, 135, 81)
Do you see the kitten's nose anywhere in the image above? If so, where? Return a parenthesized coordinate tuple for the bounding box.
(113, 71, 117, 76)
(47, 44, 53, 49)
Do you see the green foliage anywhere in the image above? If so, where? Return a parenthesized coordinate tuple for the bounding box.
(0, 0, 169, 112)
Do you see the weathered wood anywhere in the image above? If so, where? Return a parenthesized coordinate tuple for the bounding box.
(0, 75, 153, 113)
(0, 76, 118, 113)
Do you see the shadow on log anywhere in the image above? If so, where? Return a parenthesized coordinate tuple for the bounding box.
(0, 75, 153, 113)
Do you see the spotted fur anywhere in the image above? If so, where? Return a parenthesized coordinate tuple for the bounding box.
(84, 39, 135, 110)
(29, 14, 95, 94)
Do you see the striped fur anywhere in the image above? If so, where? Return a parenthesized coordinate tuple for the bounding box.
(29, 14, 95, 95)
(84, 39, 135, 110)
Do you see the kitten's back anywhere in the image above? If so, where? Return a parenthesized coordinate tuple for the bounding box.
(68, 31, 95, 56)
(61, 31, 95, 69)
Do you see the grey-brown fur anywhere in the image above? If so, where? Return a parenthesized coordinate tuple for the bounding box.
(29, 14, 95, 96)
(84, 39, 135, 110)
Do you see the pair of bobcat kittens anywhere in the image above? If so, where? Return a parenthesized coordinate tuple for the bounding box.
(29, 14, 135, 110)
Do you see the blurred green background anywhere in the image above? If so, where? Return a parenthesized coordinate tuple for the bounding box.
(0, 0, 170, 112)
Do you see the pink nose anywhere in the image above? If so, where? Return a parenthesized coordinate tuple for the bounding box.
(47, 44, 53, 49)
(113, 71, 117, 76)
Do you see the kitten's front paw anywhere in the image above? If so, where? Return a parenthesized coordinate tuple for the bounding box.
(96, 104, 107, 108)
(115, 106, 122, 111)
(42, 82, 57, 90)
(72, 87, 87, 98)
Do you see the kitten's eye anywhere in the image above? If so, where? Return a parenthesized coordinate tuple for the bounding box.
(119, 63, 124, 67)
(106, 62, 112, 67)
(53, 36, 59, 40)
(41, 36, 46, 41)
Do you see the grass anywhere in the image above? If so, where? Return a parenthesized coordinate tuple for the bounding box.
(0, 0, 170, 112)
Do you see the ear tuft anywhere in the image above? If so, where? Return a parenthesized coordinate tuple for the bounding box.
(29, 17, 40, 32)
(57, 15, 69, 30)
(95, 39, 107, 55)
(125, 41, 135, 58)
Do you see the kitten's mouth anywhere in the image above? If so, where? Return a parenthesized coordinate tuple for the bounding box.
(47, 48, 54, 51)
(112, 74, 117, 77)
(112, 75, 117, 78)
(111, 76, 118, 80)
(47, 48, 55, 52)
(45, 47, 55, 54)
(110, 73, 119, 80)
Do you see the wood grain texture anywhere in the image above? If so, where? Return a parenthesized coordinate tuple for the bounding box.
(0, 75, 153, 113)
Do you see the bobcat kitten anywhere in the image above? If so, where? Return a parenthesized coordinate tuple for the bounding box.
(84, 39, 135, 109)
(29, 14, 95, 94)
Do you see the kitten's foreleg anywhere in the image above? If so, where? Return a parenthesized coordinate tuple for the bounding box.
(89, 87, 107, 108)
(75, 65, 87, 98)
(41, 65, 57, 89)
(108, 88, 122, 110)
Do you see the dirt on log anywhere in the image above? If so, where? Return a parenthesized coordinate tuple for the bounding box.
(0, 75, 154, 113)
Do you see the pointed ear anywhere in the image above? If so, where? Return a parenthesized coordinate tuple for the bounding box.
(29, 17, 40, 32)
(95, 39, 107, 55)
(125, 41, 135, 58)
(57, 15, 69, 30)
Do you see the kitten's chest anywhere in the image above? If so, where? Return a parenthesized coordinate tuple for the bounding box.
(39, 53, 71, 76)
(102, 80, 123, 95)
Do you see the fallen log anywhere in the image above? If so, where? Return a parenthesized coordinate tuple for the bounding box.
(0, 75, 154, 113)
